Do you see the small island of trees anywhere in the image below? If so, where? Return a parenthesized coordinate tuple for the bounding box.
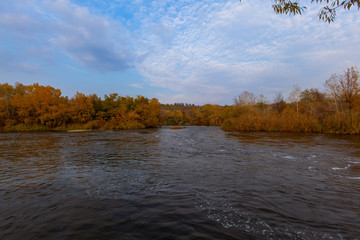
(1, 66, 359, 134)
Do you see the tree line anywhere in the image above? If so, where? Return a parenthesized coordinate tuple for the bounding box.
(159, 66, 360, 134)
(222, 66, 360, 134)
(0, 83, 160, 131)
(1, 66, 359, 133)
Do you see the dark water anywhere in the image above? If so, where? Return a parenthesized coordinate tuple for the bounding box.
(1, 127, 360, 239)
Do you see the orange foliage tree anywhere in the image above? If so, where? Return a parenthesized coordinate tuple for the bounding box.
(0, 83, 162, 131)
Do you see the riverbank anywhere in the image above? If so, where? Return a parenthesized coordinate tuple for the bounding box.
(0, 122, 151, 132)
(2, 71, 360, 135)
(220, 111, 360, 135)
(1, 121, 359, 135)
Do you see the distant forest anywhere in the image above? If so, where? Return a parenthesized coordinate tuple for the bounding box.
(1, 66, 359, 134)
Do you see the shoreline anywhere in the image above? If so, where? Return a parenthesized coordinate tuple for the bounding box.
(0, 125, 358, 135)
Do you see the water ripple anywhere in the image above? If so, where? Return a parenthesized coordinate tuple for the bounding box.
(0, 128, 359, 239)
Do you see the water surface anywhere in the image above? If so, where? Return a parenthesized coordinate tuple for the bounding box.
(1, 127, 359, 239)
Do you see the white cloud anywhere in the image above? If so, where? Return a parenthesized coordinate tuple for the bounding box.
(157, 93, 211, 105)
(0, 0, 136, 73)
(1, 0, 359, 104)
(46, 0, 136, 72)
(128, 83, 143, 89)
(130, 0, 360, 103)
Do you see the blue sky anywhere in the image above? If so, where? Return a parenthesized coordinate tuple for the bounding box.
(0, 0, 359, 105)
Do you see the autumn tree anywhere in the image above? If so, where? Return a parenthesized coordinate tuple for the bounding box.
(288, 84, 302, 114)
(69, 92, 96, 124)
(240, 0, 360, 22)
(146, 98, 161, 127)
(273, 92, 286, 113)
(185, 106, 198, 125)
(324, 74, 343, 114)
(256, 94, 268, 111)
(300, 88, 327, 116)
(198, 104, 223, 126)
(234, 91, 256, 106)
(133, 96, 161, 127)
(10, 83, 67, 127)
(0, 83, 16, 126)
(339, 67, 360, 113)
(102, 93, 120, 121)
(172, 110, 184, 124)
(233, 91, 257, 115)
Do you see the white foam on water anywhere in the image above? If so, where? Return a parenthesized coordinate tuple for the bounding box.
(348, 177, 360, 179)
(332, 167, 342, 170)
(271, 152, 296, 160)
(331, 164, 351, 171)
(193, 187, 347, 239)
(194, 189, 277, 236)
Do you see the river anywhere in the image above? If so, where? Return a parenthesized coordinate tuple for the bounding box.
(0, 126, 359, 239)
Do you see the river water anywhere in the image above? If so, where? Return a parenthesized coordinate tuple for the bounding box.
(0, 126, 359, 239)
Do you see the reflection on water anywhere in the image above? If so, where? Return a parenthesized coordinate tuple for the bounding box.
(0, 127, 360, 239)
